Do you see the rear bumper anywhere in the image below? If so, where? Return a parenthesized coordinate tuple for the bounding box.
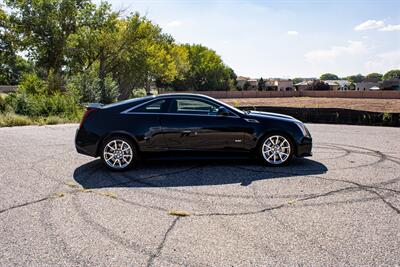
(296, 137, 312, 157)
(75, 128, 100, 157)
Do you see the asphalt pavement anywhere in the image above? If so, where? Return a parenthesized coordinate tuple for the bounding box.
(0, 123, 399, 266)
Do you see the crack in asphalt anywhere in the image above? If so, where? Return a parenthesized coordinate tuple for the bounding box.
(192, 186, 356, 217)
(146, 217, 181, 267)
(0, 197, 48, 214)
(364, 188, 400, 214)
(251, 186, 349, 265)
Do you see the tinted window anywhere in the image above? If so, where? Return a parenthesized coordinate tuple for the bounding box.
(134, 99, 167, 113)
(173, 99, 219, 115)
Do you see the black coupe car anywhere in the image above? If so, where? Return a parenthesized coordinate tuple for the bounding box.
(75, 94, 312, 171)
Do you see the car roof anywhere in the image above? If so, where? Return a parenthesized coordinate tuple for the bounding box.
(102, 93, 216, 111)
(155, 93, 214, 100)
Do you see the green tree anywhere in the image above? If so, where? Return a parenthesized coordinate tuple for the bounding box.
(383, 69, 400, 80)
(257, 77, 266, 91)
(308, 80, 329, 91)
(346, 74, 364, 83)
(320, 73, 339, 80)
(66, 1, 120, 99)
(67, 8, 180, 98)
(0, 4, 32, 84)
(292, 78, 304, 84)
(366, 72, 383, 81)
(169, 44, 236, 91)
(6, 0, 93, 83)
(112, 15, 178, 97)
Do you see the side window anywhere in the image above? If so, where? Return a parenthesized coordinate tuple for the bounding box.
(133, 99, 167, 113)
(174, 99, 219, 115)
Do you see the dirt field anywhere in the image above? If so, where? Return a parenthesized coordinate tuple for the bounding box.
(223, 97, 400, 113)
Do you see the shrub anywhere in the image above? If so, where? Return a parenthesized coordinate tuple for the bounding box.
(131, 88, 147, 98)
(0, 113, 32, 127)
(101, 76, 119, 104)
(383, 112, 392, 126)
(4, 91, 81, 117)
(0, 94, 6, 112)
(131, 88, 158, 98)
(18, 73, 47, 95)
(66, 71, 101, 104)
(67, 70, 120, 104)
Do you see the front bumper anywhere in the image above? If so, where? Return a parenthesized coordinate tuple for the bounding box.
(296, 136, 312, 157)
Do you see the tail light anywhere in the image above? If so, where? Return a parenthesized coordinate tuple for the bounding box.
(80, 108, 97, 129)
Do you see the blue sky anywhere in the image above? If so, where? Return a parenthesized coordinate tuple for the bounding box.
(98, 0, 399, 78)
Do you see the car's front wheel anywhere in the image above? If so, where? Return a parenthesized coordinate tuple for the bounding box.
(259, 134, 293, 166)
(101, 136, 137, 171)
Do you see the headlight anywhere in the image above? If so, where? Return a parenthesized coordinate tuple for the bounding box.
(295, 121, 310, 137)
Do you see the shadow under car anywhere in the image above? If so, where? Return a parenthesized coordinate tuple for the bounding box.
(73, 157, 327, 189)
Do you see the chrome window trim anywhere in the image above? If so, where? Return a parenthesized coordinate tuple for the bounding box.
(121, 112, 240, 119)
(121, 95, 241, 118)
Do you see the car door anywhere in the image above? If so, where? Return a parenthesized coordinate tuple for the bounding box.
(122, 98, 170, 152)
(160, 97, 246, 151)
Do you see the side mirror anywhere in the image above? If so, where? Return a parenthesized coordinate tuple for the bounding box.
(217, 106, 230, 116)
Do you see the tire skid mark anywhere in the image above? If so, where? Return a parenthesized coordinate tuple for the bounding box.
(109, 164, 205, 188)
(71, 190, 187, 266)
(251, 185, 349, 265)
(71, 193, 153, 255)
(0, 162, 99, 215)
(34, 166, 103, 265)
(38, 184, 93, 266)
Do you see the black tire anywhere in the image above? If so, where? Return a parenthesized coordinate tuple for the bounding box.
(258, 133, 294, 166)
(100, 136, 138, 171)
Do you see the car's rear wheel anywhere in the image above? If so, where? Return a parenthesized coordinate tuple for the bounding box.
(259, 134, 293, 166)
(101, 136, 137, 171)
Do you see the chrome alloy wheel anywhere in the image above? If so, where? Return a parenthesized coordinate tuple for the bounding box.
(103, 139, 133, 169)
(262, 135, 291, 165)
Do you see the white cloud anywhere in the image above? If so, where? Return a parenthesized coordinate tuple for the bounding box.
(287, 30, 299, 36)
(379, 24, 400, 32)
(365, 50, 400, 72)
(166, 20, 182, 28)
(354, 20, 400, 32)
(305, 41, 368, 63)
(354, 20, 384, 31)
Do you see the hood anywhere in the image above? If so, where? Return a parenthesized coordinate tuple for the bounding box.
(246, 110, 297, 121)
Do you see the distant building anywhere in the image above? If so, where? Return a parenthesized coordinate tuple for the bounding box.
(355, 81, 380, 91)
(324, 80, 351, 90)
(294, 80, 313, 91)
(236, 76, 250, 90)
(273, 79, 294, 91)
(247, 79, 258, 90)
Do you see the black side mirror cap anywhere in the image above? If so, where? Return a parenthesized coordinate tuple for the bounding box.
(217, 106, 230, 116)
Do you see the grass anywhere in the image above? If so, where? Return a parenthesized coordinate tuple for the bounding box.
(168, 210, 191, 217)
(0, 111, 83, 127)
